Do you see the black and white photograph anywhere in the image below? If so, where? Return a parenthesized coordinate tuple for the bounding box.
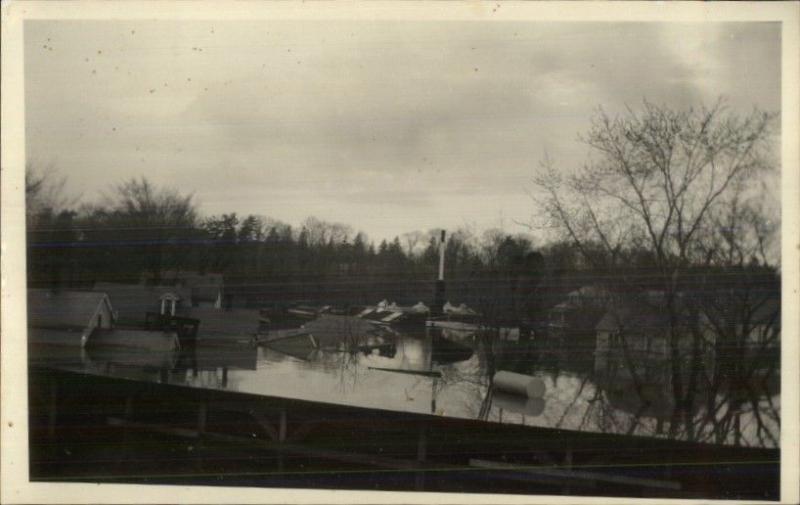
(2, 2, 798, 504)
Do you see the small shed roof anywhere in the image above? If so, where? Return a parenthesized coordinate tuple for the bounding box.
(185, 307, 266, 338)
(28, 289, 112, 330)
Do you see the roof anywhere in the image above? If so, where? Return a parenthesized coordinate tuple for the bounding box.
(88, 329, 180, 352)
(139, 271, 224, 302)
(301, 314, 390, 349)
(28, 327, 86, 346)
(443, 302, 479, 316)
(594, 303, 671, 335)
(184, 307, 266, 338)
(28, 289, 112, 329)
(375, 300, 430, 314)
(93, 282, 190, 322)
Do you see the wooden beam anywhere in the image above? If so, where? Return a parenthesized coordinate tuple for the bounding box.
(105, 415, 438, 472)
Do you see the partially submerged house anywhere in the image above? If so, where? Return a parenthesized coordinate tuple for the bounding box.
(593, 301, 677, 384)
(594, 284, 781, 384)
(29, 289, 182, 351)
(547, 286, 609, 333)
(697, 294, 780, 373)
(538, 285, 611, 360)
(93, 282, 191, 324)
(184, 306, 269, 343)
(142, 270, 225, 308)
(28, 289, 115, 347)
(93, 281, 266, 344)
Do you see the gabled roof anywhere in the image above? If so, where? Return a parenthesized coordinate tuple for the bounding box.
(93, 282, 190, 322)
(28, 289, 113, 329)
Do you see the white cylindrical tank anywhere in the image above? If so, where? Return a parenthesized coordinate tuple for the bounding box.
(492, 391, 545, 417)
(492, 370, 546, 398)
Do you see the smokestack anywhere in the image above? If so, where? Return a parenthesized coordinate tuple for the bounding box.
(438, 229, 446, 281)
(434, 230, 446, 316)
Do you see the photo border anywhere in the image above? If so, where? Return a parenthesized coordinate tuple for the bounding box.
(2, 2, 798, 504)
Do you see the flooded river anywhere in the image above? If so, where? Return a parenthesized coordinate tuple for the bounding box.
(29, 319, 779, 449)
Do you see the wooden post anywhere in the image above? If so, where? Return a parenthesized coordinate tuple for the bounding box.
(278, 409, 287, 473)
(196, 401, 208, 471)
(415, 423, 427, 490)
(197, 402, 208, 433)
(563, 445, 574, 494)
(122, 395, 134, 464)
(278, 409, 287, 442)
(48, 381, 58, 438)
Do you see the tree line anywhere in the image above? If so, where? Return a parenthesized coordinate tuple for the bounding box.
(26, 172, 569, 318)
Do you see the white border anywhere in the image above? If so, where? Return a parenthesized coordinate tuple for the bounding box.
(2, 2, 798, 504)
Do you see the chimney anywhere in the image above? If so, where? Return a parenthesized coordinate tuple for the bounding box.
(433, 230, 446, 316)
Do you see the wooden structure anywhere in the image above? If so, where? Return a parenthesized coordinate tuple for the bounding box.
(145, 312, 200, 348)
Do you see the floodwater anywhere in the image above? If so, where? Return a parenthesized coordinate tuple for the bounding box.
(29, 318, 780, 449)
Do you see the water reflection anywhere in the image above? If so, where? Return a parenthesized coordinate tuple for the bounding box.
(29, 321, 779, 448)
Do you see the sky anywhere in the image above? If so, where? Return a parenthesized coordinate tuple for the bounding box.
(24, 21, 781, 242)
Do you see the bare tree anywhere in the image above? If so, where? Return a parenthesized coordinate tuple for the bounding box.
(25, 163, 80, 226)
(99, 177, 198, 283)
(401, 230, 425, 257)
(532, 99, 778, 443)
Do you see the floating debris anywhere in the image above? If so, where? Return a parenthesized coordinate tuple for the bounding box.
(368, 367, 441, 378)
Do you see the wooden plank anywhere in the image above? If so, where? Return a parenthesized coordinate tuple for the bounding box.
(249, 410, 280, 441)
(105, 415, 436, 472)
(367, 367, 442, 378)
(469, 459, 681, 491)
(107, 417, 200, 439)
(48, 382, 58, 438)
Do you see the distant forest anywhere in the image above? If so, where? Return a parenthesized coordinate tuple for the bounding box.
(25, 170, 777, 329)
(18, 176, 634, 322)
(25, 173, 563, 317)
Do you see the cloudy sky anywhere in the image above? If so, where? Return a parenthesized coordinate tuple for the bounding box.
(25, 21, 780, 242)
